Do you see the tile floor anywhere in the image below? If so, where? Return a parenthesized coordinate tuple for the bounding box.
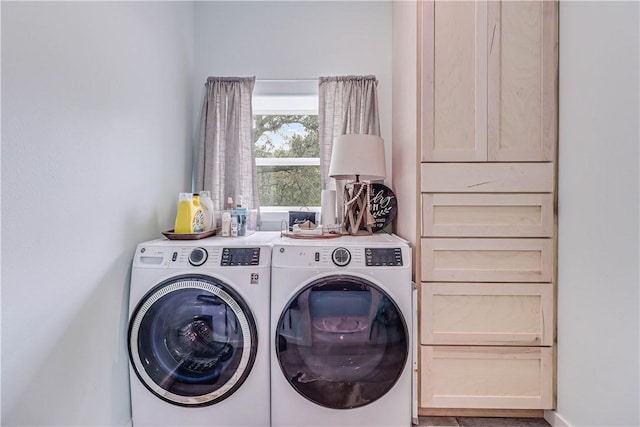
(418, 417, 551, 427)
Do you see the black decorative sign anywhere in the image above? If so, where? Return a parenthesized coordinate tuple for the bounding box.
(369, 183, 397, 233)
(288, 210, 317, 231)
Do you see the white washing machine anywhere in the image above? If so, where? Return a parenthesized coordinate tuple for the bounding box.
(128, 232, 279, 427)
(270, 233, 416, 427)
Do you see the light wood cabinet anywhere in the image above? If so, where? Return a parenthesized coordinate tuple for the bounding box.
(421, 0, 557, 162)
(417, 0, 558, 413)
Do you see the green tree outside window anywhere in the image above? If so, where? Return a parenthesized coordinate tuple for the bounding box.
(254, 115, 320, 207)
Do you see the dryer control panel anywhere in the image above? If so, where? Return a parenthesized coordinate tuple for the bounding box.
(272, 245, 406, 269)
(365, 247, 403, 266)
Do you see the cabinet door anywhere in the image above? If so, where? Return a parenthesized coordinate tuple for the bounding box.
(422, 0, 558, 162)
(422, 0, 487, 161)
(421, 346, 553, 409)
(421, 282, 554, 346)
(487, 0, 558, 161)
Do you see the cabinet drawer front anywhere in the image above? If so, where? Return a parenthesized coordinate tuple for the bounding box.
(422, 193, 554, 237)
(420, 346, 553, 409)
(421, 238, 553, 282)
(421, 162, 554, 193)
(421, 282, 553, 346)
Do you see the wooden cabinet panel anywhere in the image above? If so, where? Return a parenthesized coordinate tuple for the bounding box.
(488, 1, 557, 161)
(421, 346, 553, 409)
(416, 0, 558, 412)
(422, 193, 553, 237)
(421, 238, 553, 282)
(422, 0, 487, 161)
(421, 162, 554, 193)
(422, 0, 557, 162)
(421, 282, 553, 346)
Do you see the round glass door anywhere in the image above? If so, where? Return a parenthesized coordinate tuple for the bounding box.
(275, 275, 408, 409)
(128, 274, 257, 407)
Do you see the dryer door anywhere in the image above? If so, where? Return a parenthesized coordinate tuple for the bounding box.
(275, 275, 408, 409)
(128, 274, 257, 407)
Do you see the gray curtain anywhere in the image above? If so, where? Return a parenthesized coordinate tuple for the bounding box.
(318, 75, 381, 217)
(196, 77, 258, 215)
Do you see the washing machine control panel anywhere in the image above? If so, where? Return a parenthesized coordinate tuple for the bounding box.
(365, 247, 403, 266)
(135, 244, 268, 268)
(221, 247, 261, 266)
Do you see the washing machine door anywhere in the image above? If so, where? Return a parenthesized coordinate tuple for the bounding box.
(128, 274, 257, 407)
(275, 275, 408, 409)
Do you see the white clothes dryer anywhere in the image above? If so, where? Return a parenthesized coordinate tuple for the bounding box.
(270, 233, 415, 427)
(128, 232, 279, 427)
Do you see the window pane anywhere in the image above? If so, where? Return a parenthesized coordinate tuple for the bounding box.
(254, 115, 320, 207)
(257, 165, 321, 207)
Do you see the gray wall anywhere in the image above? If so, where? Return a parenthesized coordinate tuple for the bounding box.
(1, 2, 195, 425)
(557, 1, 639, 426)
(1, 1, 391, 425)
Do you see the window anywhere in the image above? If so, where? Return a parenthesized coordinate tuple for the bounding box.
(253, 89, 321, 229)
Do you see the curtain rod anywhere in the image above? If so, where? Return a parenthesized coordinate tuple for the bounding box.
(256, 78, 318, 83)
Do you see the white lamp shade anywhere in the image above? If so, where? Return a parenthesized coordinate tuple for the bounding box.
(328, 134, 386, 180)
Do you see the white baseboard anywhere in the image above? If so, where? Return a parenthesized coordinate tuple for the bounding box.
(545, 410, 571, 427)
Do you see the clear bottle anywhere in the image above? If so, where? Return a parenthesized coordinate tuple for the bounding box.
(221, 211, 231, 237)
(230, 216, 238, 237)
(199, 191, 215, 231)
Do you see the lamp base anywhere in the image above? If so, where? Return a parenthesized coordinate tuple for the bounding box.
(341, 181, 373, 235)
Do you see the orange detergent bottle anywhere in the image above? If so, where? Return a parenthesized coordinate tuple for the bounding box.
(174, 193, 204, 233)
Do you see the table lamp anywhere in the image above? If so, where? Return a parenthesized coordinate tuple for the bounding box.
(328, 134, 386, 235)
